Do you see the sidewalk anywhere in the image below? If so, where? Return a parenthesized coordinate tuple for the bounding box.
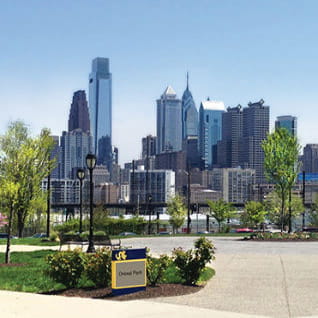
(0, 290, 267, 318)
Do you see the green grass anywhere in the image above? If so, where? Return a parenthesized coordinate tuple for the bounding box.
(0, 250, 215, 293)
(0, 238, 59, 246)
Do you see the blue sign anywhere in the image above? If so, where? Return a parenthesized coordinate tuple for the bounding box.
(298, 173, 318, 182)
(111, 248, 146, 296)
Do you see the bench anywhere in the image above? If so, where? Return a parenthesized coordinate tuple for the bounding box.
(59, 234, 121, 251)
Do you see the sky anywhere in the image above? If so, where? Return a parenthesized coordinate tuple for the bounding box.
(1, 0, 318, 165)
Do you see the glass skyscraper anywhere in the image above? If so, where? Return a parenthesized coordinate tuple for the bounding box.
(199, 99, 225, 169)
(156, 86, 182, 153)
(182, 73, 198, 139)
(88, 57, 112, 170)
(275, 115, 297, 137)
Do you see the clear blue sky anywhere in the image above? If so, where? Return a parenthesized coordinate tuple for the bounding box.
(1, 0, 318, 164)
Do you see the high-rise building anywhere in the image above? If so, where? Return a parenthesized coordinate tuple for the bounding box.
(198, 99, 225, 169)
(68, 90, 90, 133)
(142, 135, 157, 159)
(275, 115, 297, 136)
(156, 86, 182, 153)
(60, 129, 92, 179)
(50, 135, 61, 179)
(181, 73, 198, 139)
(88, 57, 112, 170)
(217, 105, 243, 168)
(303, 144, 318, 173)
(239, 99, 269, 183)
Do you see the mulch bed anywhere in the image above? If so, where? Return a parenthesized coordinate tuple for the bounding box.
(43, 284, 203, 301)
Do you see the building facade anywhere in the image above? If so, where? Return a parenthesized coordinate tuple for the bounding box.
(210, 168, 255, 203)
(89, 57, 113, 170)
(303, 144, 318, 174)
(156, 86, 182, 153)
(130, 167, 175, 204)
(68, 90, 90, 133)
(275, 115, 297, 136)
(239, 100, 269, 183)
(199, 99, 225, 169)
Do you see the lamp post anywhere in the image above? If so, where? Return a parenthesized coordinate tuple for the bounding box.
(147, 194, 153, 235)
(86, 153, 96, 253)
(76, 168, 85, 234)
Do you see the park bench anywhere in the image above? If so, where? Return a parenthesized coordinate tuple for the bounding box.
(59, 234, 121, 251)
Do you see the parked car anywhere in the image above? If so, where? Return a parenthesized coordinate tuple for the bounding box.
(236, 228, 254, 233)
(0, 233, 17, 239)
(118, 232, 137, 236)
(158, 231, 172, 235)
(32, 233, 47, 238)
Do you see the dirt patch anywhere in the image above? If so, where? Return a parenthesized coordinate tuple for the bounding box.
(43, 284, 202, 301)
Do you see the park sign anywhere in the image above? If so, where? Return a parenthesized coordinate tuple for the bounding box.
(111, 248, 146, 295)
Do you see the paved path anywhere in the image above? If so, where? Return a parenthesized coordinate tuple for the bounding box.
(2, 237, 318, 317)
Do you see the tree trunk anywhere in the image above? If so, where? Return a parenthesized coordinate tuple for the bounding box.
(5, 205, 14, 264)
(17, 210, 24, 238)
(281, 189, 285, 233)
(218, 222, 221, 233)
(288, 188, 292, 233)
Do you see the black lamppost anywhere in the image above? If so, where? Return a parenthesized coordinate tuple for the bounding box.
(76, 168, 85, 234)
(86, 153, 96, 253)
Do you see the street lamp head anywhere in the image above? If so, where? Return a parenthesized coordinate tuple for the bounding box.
(86, 153, 97, 170)
(77, 168, 85, 180)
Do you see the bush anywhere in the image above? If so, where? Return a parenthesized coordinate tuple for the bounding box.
(146, 254, 171, 286)
(84, 247, 112, 287)
(172, 237, 216, 285)
(54, 219, 80, 234)
(49, 231, 58, 242)
(46, 249, 85, 288)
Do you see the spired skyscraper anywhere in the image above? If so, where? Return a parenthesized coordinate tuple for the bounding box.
(181, 73, 198, 139)
(88, 57, 113, 171)
(156, 86, 182, 153)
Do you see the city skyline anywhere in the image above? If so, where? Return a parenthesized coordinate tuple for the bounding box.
(1, 1, 318, 165)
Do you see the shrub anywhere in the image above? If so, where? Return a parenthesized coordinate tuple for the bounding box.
(146, 254, 171, 286)
(54, 219, 80, 234)
(49, 231, 58, 242)
(46, 249, 85, 288)
(84, 247, 112, 287)
(172, 237, 216, 285)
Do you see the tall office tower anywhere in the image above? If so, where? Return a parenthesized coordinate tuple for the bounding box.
(88, 57, 112, 171)
(142, 135, 157, 159)
(68, 90, 90, 133)
(182, 73, 198, 139)
(275, 115, 297, 136)
(239, 99, 269, 183)
(217, 105, 243, 168)
(60, 129, 93, 179)
(198, 98, 225, 169)
(303, 144, 318, 173)
(50, 135, 61, 179)
(156, 86, 182, 153)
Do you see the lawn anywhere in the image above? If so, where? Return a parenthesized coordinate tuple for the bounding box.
(0, 238, 59, 246)
(0, 250, 214, 293)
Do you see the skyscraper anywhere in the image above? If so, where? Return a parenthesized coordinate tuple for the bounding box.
(181, 73, 198, 139)
(217, 105, 243, 168)
(156, 86, 182, 153)
(303, 144, 318, 173)
(68, 90, 90, 133)
(239, 99, 269, 183)
(275, 115, 297, 136)
(88, 57, 112, 170)
(198, 99, 225, 169)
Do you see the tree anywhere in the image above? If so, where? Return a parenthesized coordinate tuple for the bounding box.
(308, 196, 318, 227)
(241, 201, 266, 229)
(166, 195, 187, 234)
(0, 121, 55, 238)
(207, 199, 235, 233)
(262, 128, 300, 232)
(264, 191, 303, 229)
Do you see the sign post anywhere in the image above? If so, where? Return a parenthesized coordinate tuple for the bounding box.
(111, 248, 147, 295)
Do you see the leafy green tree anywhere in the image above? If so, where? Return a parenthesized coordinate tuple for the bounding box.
(0, 121, 55, 238)
(309, 196, 318, 227)
(264, 191, 303, 228)
(262, 128, 300, 232)
(207, 199, 235, 233)
(241, 201, 266, 229)
(166, 195, 187, 234)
